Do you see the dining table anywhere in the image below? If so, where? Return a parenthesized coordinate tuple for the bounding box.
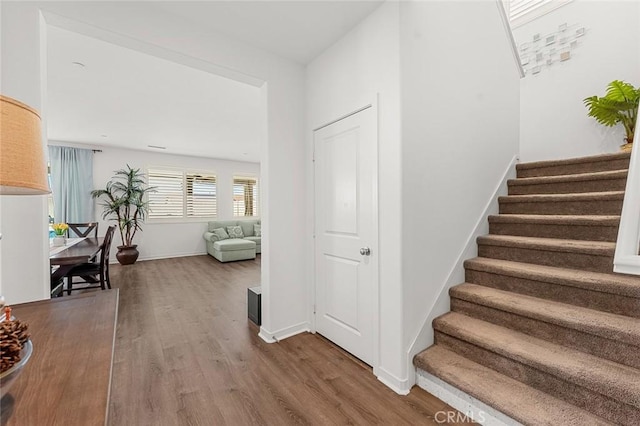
(49, 237, 104, 295)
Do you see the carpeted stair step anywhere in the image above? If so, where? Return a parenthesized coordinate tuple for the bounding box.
(508, 169, 627, 195)
(413, 345, 612, 426)
(516, 152, 631, 178)
(432, 312, 640, 425)
(464, 257, 640, 318)
(488, 214, 620, 242)
(499, 191, 624, 215)
(477, 235, 615, 273)
(449, 284, 640, 369)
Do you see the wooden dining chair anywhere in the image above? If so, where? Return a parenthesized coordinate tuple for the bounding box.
(65, 225, 115, 294)
(66, 222, 99, 238)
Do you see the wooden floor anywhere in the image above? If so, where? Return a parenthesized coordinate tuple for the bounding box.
(108, 255, 473, 425)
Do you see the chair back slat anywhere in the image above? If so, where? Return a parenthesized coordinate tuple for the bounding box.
(100, 226, 116, 270)
(67, 222, 99, 238)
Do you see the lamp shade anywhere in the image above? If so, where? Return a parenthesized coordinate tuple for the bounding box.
(0, 95, 49, 194)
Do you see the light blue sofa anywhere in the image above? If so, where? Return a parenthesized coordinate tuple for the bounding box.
(203, 219, 261, 262)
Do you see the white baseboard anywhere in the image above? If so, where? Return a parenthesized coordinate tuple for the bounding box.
(376, 367, 411, 395)
(109, 251, 207, 264)
(138, 251, 207, 262)
(416, 369, 521, 426)
(258, 321, 310, 343)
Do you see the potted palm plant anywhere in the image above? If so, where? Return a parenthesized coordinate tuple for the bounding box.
(92, 165, 154, 265)
(584, 80, 639, 152)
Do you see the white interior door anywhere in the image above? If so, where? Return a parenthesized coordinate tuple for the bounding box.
(314, 106, 376, 365)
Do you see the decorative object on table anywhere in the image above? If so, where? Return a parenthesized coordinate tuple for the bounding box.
(0, 305, 33, 398)
(0, 95, 49, 195)
(584, 80, 639, 152)
(91, 165, 155, 265)
(51, 223, 68, 246)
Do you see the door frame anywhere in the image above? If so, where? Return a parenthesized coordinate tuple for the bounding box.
(310, 95, 380, 374)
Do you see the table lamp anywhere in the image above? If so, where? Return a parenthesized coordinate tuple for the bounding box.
(0, 94, 45, 409)
(0, 95, 49, 195)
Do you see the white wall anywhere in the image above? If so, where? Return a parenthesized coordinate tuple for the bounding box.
(0, 3, 51, 304)
(515, 0, 640, 161)
(49, 142, 259, 261)
(3, 2, 308, 339)
(400, 0, 520, 387)
(306, 1, 404, 390)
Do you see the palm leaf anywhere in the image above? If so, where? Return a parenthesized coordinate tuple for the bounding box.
(605, 80, 639, 103)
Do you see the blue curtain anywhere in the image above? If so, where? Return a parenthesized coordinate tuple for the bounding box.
(49, 146, 94, 223)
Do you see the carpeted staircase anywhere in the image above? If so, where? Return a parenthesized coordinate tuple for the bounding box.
(414, 152, 640, 425)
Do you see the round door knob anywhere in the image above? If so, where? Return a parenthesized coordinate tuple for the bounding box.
(360, 247, 371, 256)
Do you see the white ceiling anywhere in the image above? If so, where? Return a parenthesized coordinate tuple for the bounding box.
(46, 1, 384, 161)
(155, 1, 384, 65)
(47, 25, 263, 162)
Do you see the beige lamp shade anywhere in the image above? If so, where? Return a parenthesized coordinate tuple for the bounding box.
(0, 95, 49, 194)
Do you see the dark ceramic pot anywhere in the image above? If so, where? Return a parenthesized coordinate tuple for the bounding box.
(116, 245, 139, 265)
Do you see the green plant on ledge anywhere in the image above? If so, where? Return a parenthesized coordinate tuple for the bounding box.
(584, 80, 639, 150)
(91, 165, 154, 265)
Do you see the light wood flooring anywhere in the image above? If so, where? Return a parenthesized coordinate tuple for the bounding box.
(108, 255, 473, 425)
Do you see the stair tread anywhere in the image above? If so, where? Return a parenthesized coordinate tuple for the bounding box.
(478, 234, 615, 254)
(488, 214, 620, 225)
(451, 283, 640, 346)
(434, 312, 640, 407)
(414, 346, 613, 426)
(499, 191, 625, 203)
(509, 169, 628, 186)
(464, 257, 640, 298)
(517, 152, 631, 171)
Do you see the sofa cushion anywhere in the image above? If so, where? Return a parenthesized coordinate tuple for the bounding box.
(227, 225, 244, 239)
(239, 220, 258, 237)
(254, 224, 261, 237)
(211, 227, 230, 241)
(244, 236, 261, 245)
(213, 239, 256, 251)
(208, 220, 239, 232)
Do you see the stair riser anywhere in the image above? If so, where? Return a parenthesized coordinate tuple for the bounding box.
(508, 177, 627, 195)
(450, 298, 640, 369)
(517, 158, 630, 178)
(477, 244, 613, 273)
(434, 332, 640, 425)
(499, 199, 623, 215)
(489, 222, 619, 242)
(465, 268, 640, 318)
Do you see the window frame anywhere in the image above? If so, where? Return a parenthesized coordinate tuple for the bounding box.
(146, 166, 218, 223)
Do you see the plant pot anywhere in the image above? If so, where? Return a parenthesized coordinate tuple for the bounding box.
(621, 142, 633, 152)
(52, 236, 66, 246)
(116, 245, 139, 265)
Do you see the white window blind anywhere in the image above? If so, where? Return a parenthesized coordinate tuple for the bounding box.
(186, 173, 217, 218)
(233, 176, 259, 217)
(147, 168, 217, 220)
(507, 0, 572, 28)
(148, 169, 184, 219)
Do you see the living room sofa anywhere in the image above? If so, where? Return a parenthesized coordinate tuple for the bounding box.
(203, 219, 261, 262)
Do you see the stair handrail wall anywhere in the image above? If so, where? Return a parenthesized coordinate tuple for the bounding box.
(613, 100, 640, 275)
(495, 0, 525, 79)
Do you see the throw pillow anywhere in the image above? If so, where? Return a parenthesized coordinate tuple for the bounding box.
(227, 225, 244, 239)
(212, 228, 229, 241)
(254, 224, 262, 237)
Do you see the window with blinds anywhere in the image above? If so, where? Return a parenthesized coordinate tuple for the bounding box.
(186, 173, 217, 218)
(147, 168, 217, 220)
(233, 176, 259, 217)
(506, 0, 572, 28)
